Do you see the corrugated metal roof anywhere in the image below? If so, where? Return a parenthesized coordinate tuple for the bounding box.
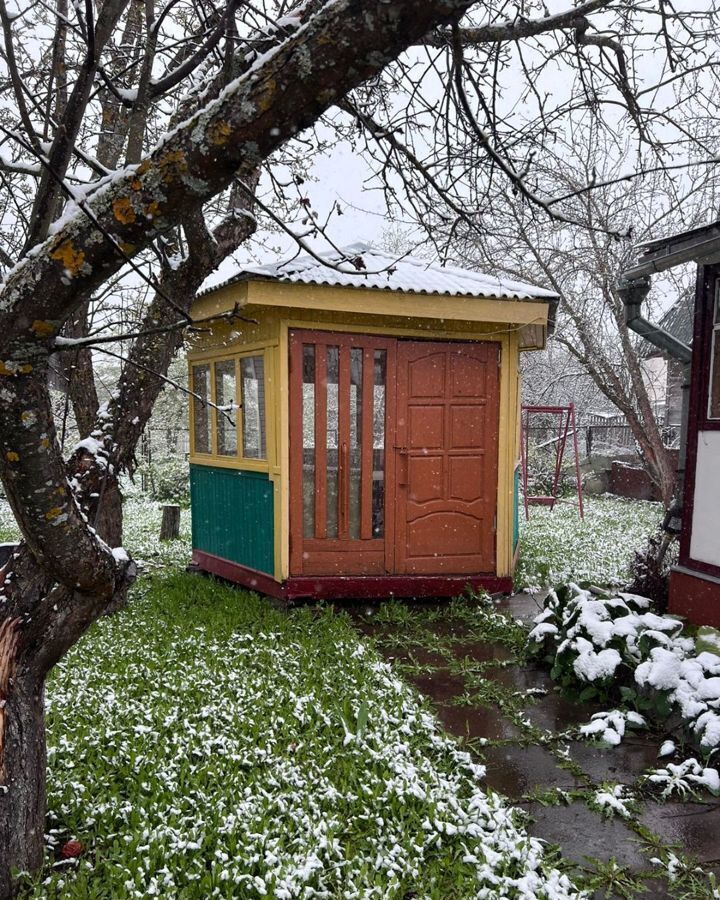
(198, 242, 558, 302)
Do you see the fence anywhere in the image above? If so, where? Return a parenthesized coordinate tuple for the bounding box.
(525, 421, 681, 462)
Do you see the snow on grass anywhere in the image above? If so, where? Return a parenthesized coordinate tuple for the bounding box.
(0, 493, 192, 568)
(515, 495, 662, 590)
(36, 573, 582, 898)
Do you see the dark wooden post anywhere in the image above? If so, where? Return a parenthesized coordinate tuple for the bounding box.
(160, 504, 181, 541)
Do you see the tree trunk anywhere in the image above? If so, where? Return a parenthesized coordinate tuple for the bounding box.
(159, 505, 180, 541)
(0, 470, 126, 896)
(0, 669, 46, 900)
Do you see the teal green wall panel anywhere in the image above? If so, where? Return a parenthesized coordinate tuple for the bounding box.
(513, 465, 520, 552)
(190, 465, 274, 575)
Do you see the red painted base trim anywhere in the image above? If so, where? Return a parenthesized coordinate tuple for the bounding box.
(189, 550, 512, 601)
(190, 551, 285, 599)
(285, 574, 512, 600)
(669, 566, 720, 628)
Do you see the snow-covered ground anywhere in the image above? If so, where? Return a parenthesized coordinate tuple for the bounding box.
(39, 574, 582, 898)
(515, 495, 662, 590)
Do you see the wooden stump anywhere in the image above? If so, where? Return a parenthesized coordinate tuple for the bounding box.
(159, 504, 181, 541)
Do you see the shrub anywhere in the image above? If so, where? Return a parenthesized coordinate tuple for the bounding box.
(136, 456, 189, 505)
(527, 583, 720, 753)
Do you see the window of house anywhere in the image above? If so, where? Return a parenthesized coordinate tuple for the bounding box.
(215, 359, 238, 456)
(710, 282, 720, 420)
(192, 364, 212, 454)
(240, 356, 266, 459)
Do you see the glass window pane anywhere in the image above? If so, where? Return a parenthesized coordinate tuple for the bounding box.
(349, 348, 363, 540)
(372, 350, 386, 537)
(710, 329, 720, 419)
(192, 364, 211, 454)
(215, 360, 237, 456)
(326, 347, 339, 539)
(302, 345, 315, 538)
(241, 356, 266, 459)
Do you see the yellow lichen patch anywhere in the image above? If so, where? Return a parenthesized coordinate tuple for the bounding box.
(40, 438, 50, 449)
(0, 361, 15, 376)
(136, 159, 151, 176)
(119, 242, 136, 256)
(50, 240, 85, 277)
(31, 319, 55, 337)
(19, 364, 32, 374)
(44, 506, 63, 521)
(112, 198, 136, 225)
(257, 83, 277, 114)
(208, 120, 232, 146)
(5, 451, 18, 462)
(158, 150, 188, 184)
(131, 179, 142, 191)
(145, 200, 161, 218)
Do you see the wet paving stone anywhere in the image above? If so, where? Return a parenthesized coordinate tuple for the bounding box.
(495, 591, 548, 624)
(434, 702, 522, 743)
(408, 671, 467, 704)
(568, 738, 661, 785)
(523, 688, 603, 733)
(525, 801, 647, 870)
(477, 743, 583, 799)
(482, 662, 554, 696)
(639, 800, 720, 864)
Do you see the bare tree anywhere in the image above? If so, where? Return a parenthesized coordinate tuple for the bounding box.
(437, 129, 720, 505)
(0, 0, 717, 891)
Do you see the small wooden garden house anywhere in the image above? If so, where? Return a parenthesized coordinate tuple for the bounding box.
(187, 243, 557, 600)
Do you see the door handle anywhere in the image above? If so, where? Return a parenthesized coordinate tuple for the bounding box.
(395, 446, 408, 486)
(339, 441, 349, 531)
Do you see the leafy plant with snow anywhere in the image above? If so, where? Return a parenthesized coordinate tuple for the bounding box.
(588, 784, 636, 819)
(578, 709, 647, 747)
(641, 758, 720, 800)
(528, 583, 720, 753)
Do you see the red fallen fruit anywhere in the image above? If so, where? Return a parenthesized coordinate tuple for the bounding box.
(60, 840, 84, 859)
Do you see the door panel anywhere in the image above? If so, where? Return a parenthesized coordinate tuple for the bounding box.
(394, 340, 500, 575)
(289, 330, 395, 576)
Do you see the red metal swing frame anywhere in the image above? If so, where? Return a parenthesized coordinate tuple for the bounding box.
(520, 403, 584, 520)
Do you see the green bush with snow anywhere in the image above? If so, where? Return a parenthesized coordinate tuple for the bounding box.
(528, 583, 720, 753)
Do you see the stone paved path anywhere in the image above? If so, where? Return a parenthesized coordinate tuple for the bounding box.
(348, 591, 720, 898)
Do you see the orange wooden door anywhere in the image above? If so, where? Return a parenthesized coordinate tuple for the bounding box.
(289, 330, 396, 576)
(394, 340, 500, 575)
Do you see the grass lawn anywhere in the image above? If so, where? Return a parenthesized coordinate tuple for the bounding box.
(36, 574, 576, 898)
(1, 488, 661, 897)
(514, 494, 663, 590)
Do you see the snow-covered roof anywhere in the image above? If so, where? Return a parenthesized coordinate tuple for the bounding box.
(200, 242, 558, 303)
